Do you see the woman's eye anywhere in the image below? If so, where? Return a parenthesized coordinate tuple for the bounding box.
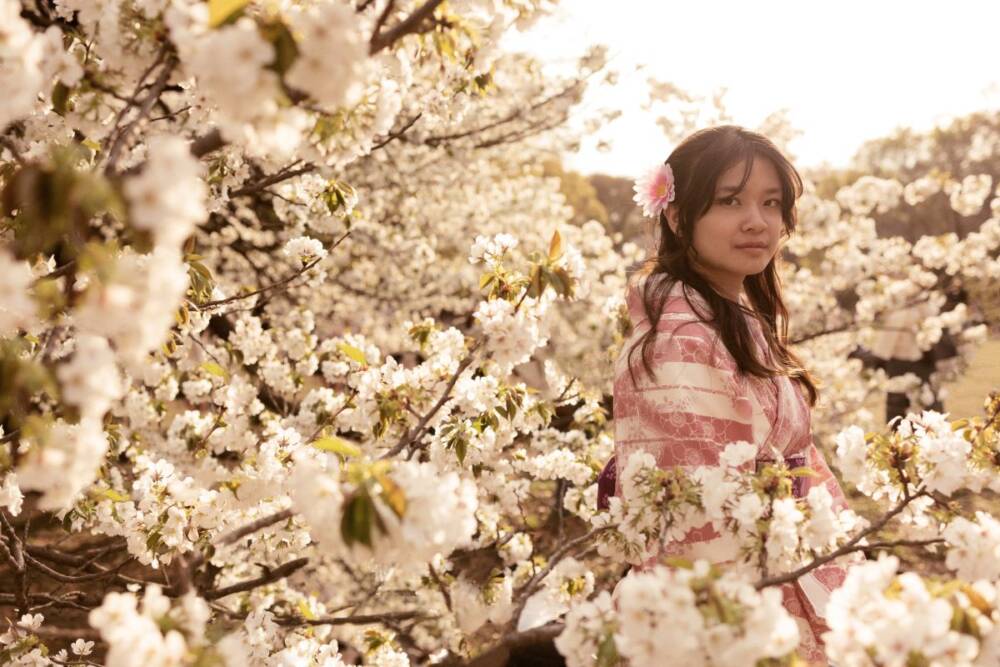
(717, 196, 739, 206)
(765, 198, 783, 208)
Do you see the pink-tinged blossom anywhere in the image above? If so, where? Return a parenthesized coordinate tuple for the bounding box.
(632, 162, 675, 218)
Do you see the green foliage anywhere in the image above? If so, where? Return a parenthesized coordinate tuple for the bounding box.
(543, 158, 608, 226)
(259, 18, 299, 76)
(2, 145, 124, 262)
(0, 339, 58, 436)
(207, 0, 251, 28)
(339, 461, 408, 549)
(312, 435, 361, 459)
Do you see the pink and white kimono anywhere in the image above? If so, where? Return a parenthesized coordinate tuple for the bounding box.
(600, 278, 850, 665)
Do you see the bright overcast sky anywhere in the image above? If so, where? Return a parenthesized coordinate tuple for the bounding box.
(503, 0, 1000, 177)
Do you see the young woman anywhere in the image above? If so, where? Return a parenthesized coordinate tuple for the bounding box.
(597, 125, 851, 664)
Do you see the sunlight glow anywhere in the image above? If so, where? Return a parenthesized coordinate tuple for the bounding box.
(505, 0, 1000, 176)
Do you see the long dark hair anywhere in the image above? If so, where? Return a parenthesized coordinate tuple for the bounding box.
(626, 125, 819, 406)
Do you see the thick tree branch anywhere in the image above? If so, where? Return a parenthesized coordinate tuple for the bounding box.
(275, 609, 427, 627)
(369, 0, 445, 54)
(204, 557, 309, 601)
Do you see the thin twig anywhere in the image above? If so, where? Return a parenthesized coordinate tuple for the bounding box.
(755, 489, 931, 590)
(509, 526, 611, 626)
(219, 509, 295, 547)
(195, 256, 326, 311)
(230, 161, 315, 198)
(24, 552, 134, 583)
(381, 338, 483, 458)
(105, 51, 178, 173)
(370, 112, 422, 151)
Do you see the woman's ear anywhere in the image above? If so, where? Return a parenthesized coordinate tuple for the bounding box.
(665, 205, 680, 236)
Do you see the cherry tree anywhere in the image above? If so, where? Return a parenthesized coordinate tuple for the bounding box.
(1, 0, 1000, 665)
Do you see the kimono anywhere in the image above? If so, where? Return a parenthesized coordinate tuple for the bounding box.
(599, 278, 850, 665)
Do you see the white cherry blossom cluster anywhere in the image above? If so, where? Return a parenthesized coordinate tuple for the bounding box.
(823, 556, 1000, 667)
(290, 453, 478, 568)
(0, 247, 38, 337)
(947, 173, 994, 216)
(89, 585, 220, 667)
(835, 175, 904, 215)
(123, 135, 208, 248)
(557, 562, 800, 667)
(0, 0, 81, 130)
(833, 410, 1000, 502)
(595, 445, 865, 573)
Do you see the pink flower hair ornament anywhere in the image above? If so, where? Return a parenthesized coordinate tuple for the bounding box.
(632, 162, 675, 218)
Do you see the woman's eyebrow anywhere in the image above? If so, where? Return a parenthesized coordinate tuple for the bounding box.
(716, 185, 782, 195)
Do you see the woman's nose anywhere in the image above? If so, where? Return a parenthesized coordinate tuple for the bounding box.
(741, 207, 768, 232)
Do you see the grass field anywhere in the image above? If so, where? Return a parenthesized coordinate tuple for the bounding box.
(862, 339, 1000, 426)
(847, 338, 999, 576)
(944, 338, 1000, 418)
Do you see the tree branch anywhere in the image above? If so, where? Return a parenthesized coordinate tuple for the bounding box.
(509, 526, 611, 626)
(755, 489, 931, 590)
(371, 113, 423, 151)
(195, 250, 332, 312)
(275, 609, 427, 627)
(230, 162, 317, 198)
(380, 338, 483, 458)
(218, 509, 295, 547)
(369, 0, 445, 54)
(104, 52, 179, 174)
(204, 557, 309, 601)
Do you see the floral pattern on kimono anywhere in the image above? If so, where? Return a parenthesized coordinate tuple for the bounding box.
(605, 277, 851, 665)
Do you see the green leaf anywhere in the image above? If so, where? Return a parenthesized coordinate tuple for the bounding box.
(312, 436, 361, 458)
(375, 472, 407, 519)
(548, 230, 562, 261)
(208, 0, 250, 28)
(337, 342, 367, 365)
(455, 437, 468, 465)
(529, 266, 544, 298)
(52, 82, 70, 116)
(594, 632, 618, 667)
(340, 492, 374, 548)
(259, 19, 300, 76)
(296, 599, 316, 620)
(200, 361, 228, 378)
(99, 488, 129, 502)
(663, 556, 694, 569)
(788, 466, 818, 478)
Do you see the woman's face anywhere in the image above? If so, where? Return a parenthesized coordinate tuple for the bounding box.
(670, 157, 785, 300)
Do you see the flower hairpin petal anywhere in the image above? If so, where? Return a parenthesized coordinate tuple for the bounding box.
(633, 162, 676, 218)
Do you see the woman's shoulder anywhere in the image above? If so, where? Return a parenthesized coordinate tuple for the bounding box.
(625, 275, 715, 333)
(623, 276, 732, 369)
